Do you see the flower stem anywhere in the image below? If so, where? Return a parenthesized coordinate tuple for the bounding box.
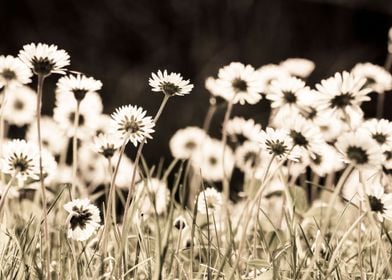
(36, 74, 51, 280)
(221, 98, 234, 206)
(202, 103, 217, 133)
(71, 101, 81, 198)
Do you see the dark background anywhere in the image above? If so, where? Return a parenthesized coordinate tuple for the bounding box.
(2, 0, 392, 164)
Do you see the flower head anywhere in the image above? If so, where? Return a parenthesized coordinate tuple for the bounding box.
(225, 117, 262, 144)
(197, 187, 223, 214)
(352, 63, 392, 94)
(258, 127, 298, 160)
(359, 118, 392, 152)
(169, 126, 207, 159)
(149, 70, 193, 96)
(18, 43, 70, 76)
(64, 199, 101, 241)
(0, 55, 32, 87)
(110, 105, 155, 146)
(93, 133, 123, 159)
(363, 183, 392, 221)
(280, 58, 315, 78)
(56, 74, 102, 102)
(134, 178, 170, 216)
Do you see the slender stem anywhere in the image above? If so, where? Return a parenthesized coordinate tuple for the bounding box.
(221, 99, 234, 206)
(71, 101, 81, 197)
(36, 74, 51, 280)
(202, 104, 217, 133)
(0, 173, 16, 220)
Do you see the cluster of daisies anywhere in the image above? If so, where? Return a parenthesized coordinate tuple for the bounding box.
(1, 38, 392, 278)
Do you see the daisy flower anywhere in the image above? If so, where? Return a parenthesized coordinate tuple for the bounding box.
(134, 178, 170, 216)
(64, 199, 101, 241)
(309, 144, 344, 176)
(110, 105, 155, 146)
(364, 183, 392, 221)
(149, 70, 193, 96)
(0, 139, 40, 183)
(78, 144, 110, 185)
(280, 58, 315, 78)
(3, 85, 37, 126)
(258, 127, 298, 161)
(91, 114, 112, 136)
(56, 74, 102, 102)
(235, 141, 263, 173)
(191, 138, 235, 182)
(216, 62, 263, 105)
(351, 63, 392, 93)
(169, 126, 207, 160)
(196, 187, 223, 214)
(257, 64, 291, 94)
(111, 153, 139, 190)
(0, 55, 32, 87)
(315, 71, 371, 120)
(93, 133, 123, 159)
(18, 43, 70, 76)
(225, 117, 262, 143)
(26, 116, 68, 155)
(335, 131, 384, 170)
(359, 118, 392, 152)
(314, 114, 345, 143)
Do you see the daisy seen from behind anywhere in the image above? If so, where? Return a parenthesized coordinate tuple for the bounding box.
(149, 70, 193, 97)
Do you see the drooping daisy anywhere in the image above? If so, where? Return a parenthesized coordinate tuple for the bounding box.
(280, 58, 315, 78)
(3, 85, 37, 126)
(0, 55, 32, 87)
(149, 70, 193, 96)
(256, 64, 291, 94)
(363, 183, 392, 221)
(64, 199, 101, 241)
(56, 74, 102, 102)
(224, 117, 262, 144)
(53, 91, 103, 139)
(93, 133, 123, 159)
(110, 105, 155, 146)
(216, 62, 263, 105)
(258, 127, 298, 161)
(315, 71, 371, 120)
(235, 141, 263, 173)
(191, 138, 235, 182)
(18, 43, 70, 76)
(26, 116, 68, 155)
(169, 126, 207, 159)
(351, 63, 392, 93)
(309, 144, 344, 176)
(359, 118, 392, 152)
(196, 187, 223, 214)
(134, 178, 170, 216)
(335, 131, 384, 170)
(0, 139, 40, 182)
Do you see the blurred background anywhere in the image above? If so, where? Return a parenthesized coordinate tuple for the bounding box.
(1, 0, 392, 164)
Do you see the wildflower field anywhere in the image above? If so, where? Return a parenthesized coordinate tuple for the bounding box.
(1, 31, 392, 280)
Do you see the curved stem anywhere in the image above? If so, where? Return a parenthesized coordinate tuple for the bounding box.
(36, 74, 51, 280)
(71, 101, 81, 198)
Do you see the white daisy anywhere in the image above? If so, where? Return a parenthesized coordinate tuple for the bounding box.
(359, 118, 392, 152)
(26, 116, 68, 155)
(93, 133, 123, 159)
(56, 74, 102, 102)
(78, 144, 110, 186)
(169, 126, 207, 160)
(91, 114, 112, 136)
(256, 64, 291, 94)
(309, 144, 344, 176)
(53, 91, 102, 139)
(191, 138, 235, 182)
(216, 62, 263, 105)
(18, 43, 70, 76)
(315, 71, 371, 120)
(111, 152, 139, 190)
(314, 114, 345, 143)
(335, 131, 384, 170)
(0, 55, 32, 87)
(134, 178, 170, 216)
(3, 85, 37, 127)
(258, 127, 298, 161)
(110, 105, 155, 146)
(280, 58, 315, 78)
(196, 187, 223, 214)
(235, 141, 263, 173)
(225, 117, 262, 143)
(351, 63, 392, 94)
(364, 183, 392, 221)
(149, 70, 193, 96)
(0, 139, 40, 182)
(64, 198, 101, 241)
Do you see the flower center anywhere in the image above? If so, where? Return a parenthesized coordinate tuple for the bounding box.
(70, 207, 93, 230)
(11, 154, 31, 172)
(1, 69, 16, 81)
(290, 130, 309, 147)
(124, 120, 140, 133)
(346, 146, 368, 164)
(368, 195, 385, 213)
(312, 153, 322, 165)
(232, 78, 248, 93)
(265, 140, 288, 156)
(283, 90, 297, 104)
(72, 88, 88, 102)
(32, 57, 55, 76)
(372, 133, 387, 145)
(330, 93, 354, 109)
(14, 99, 24, 110)
(102, 146, 116, 158)
(161, 82, 180, 96)
(209, 156, 218, 165)
(185, 141, 196, 150)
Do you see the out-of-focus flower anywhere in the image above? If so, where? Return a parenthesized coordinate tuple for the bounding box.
(196, 187, 223, 214)
(93, 133, 123, 159)
(225, 117, 262, 144)
(280, 58, 315, 78)
(3, 85, 36, 126)
(0, 55, 32, 87)
(352, 63, 392, 94)
(134, 178, 170, 216)
(169, 126, 207, 160)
